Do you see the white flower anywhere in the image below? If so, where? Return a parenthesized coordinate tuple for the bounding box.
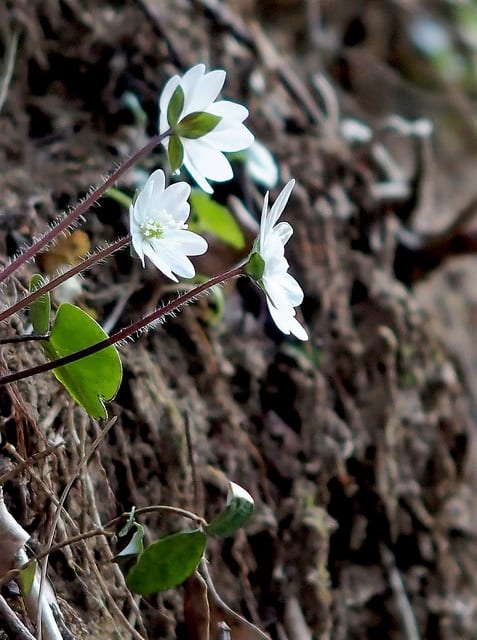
(130, 169, 207, 282)
(159, 63, 254, 193)
(247, 180, 308, 341)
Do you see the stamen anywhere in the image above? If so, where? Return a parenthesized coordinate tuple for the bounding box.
(140, 210, 187, 240)
(141, 219, 164, 240)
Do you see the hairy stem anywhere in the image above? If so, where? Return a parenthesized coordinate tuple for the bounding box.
(0, 131, 169, 286)
(0, 236, 130, 323)
(0, 264, 245, 385)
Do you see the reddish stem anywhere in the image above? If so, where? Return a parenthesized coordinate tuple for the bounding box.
(0, 264, 245, 386)
(0, 132, 168, 286)
(0, 236, 131, 323)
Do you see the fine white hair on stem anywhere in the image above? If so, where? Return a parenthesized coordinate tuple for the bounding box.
(5, 164, 124, 272)
(114, 335, 137, 349)
(113, 286, 217, 345)
(7, 215, 86, 269)
(78, 238, 127, 266)
(0, 236, 129, 325)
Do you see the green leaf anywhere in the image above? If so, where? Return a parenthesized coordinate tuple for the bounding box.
(176, 112, 221, 139)
(206, 482, 254, 538)
(127, 529, 206, 596)
(244, 252, 265, 281)
(168, 135, 184, 173)
(189, 191, 245, 249)
(29, 274, 51, 334)
(167, 85, 185, 128)
(43, 303, 122, 419)
(17, 559, 36, 596)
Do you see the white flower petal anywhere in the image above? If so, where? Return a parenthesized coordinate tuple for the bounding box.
(263, 275, 293, 313)
(130, 234, 146, 267)
(272, 221, 293, 246)
(250, 180, 308, 340)
(184, 69, 226, 113)
(167, 229, 208, 255)
(129, 170, 207, 280)
(290, 320, 308, 341)
(151, 240, 196, 279)
(181, 151, 213, 193)
(158, 64, 253, 191)
(268, 179, 295, 230)
(201, 121, 255, 152)
(182, 140, 233, 186)
(168, 253, 196, 279)
(286, 314, 308, 341)
(267, 298, 293, 332)
(179, 64, 207, 110)
(280, 272, 304, 306)
(147, 169, 166, 200)
(208, 100, 249, 122)
(259, 191, 270, 249)
(160, 182, 191, 220)
(261, 233, 286, 265)
(142, 242, 177, 281)
(267, 299, 307, 341)
(133, 176, 155, 220)
(163, 204, 191, 226)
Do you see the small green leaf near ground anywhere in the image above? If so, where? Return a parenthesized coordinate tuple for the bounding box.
(43, 303, 122, 419)
(126, 529, 207, 596)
